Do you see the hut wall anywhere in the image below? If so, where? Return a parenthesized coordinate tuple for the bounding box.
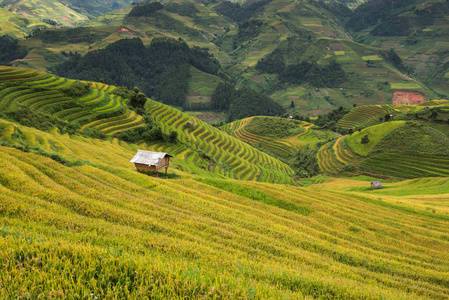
(157, 156, 170, 170)
(134, 163, 157, 172)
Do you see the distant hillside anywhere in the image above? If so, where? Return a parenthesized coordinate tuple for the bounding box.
(346, 0, 449, 98)
(7, 0, 436, 119)
(0, 7, 51, 38)
(0, 0, 134, 26)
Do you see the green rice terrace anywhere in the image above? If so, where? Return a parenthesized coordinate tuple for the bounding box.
(1, 65, 449, 298)
(223, 116, 332, 159)
(1, 114, 449, 299)
(0, 66, 294, 184)
(317, 120, 449, 179)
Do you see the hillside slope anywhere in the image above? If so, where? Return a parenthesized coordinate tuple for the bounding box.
(0, 0, 135, 25)
(0, 7, 51, 38)
(6, 0, 435, 117)
(317, 120, 449, 178)
(1, 139, 449, 298)
(0, 66, 294, 183)
(347, 0, 449, 97)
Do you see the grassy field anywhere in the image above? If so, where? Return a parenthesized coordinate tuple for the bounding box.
(1, 136, 449, 298)
(345, 121, 406, 156)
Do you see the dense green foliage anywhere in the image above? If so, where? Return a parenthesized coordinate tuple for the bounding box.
(348, 0, 449, 36)
(211, 83, 285, 121)
(0, 35, 28, 64)
(245, 117, 304, 138)
(53, 38, 220, 108)
(279, 61, 345, 88)
(380, 49, 408, 73)
(210, 82, 234, 111)
(1, 106, 80, 134)
(373, 121, 449, 156)
(293, 146, 320, 178)
(255, 49, 285, 74)
(346, 0, 415, 32)
(256, 39, 345, 88)
(214, 0, 272, 23)
(59, 81, 91, 98)
(227, 88, 285, 121)
(315, 106, 351, 131)
(165, 3, 199, 17)
(126, 2, 164, 18)
(31, 27, 110, 43)
(116, 115, 169, 143)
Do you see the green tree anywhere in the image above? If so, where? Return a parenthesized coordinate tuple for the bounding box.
(129, 87, 148, 109)
(361, 134, 370, 144)
(169, 131, 178, 143)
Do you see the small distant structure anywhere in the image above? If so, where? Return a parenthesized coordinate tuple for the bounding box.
(186, 121, 195, 127)
(371, 181, 383, 189)
(130, 150, 172, 176)
(287, 115, 293, 119)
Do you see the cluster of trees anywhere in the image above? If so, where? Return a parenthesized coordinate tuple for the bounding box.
(126, 2, 164, 18)
(42, 19, 58, 26)
(53, 38, 221, 108)
(214, 0, 272, 23)
(117, 114, 177, 144)
(31, 27, 109, 43)
(314, 106, 351, 131)
(0, 36, 28, 64)
(165, 3, 199, 17)
(59, 81, 91, 98)
(256, 46, 346, 88)
(380, 49, 409, 74)
(292, 146, 320, 178)
(279, 61, 346, 87)
(345, 0, 414, 32)
(256, 49, 285, 74)
(211, 83, 285, 121)
(348, 0, 449, 36)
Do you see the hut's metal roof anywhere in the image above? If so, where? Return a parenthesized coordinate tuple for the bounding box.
(130, 150, 172, 166)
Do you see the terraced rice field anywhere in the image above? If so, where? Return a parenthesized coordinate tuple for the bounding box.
(360, 153, 449, 179)
(223, 118, 294, 157)
(0, 138, 448, 299)
(337, 105, 398, 130)
(0, 66, 145, 134)
(317, 136, 361, 173)
(223, 117, 319, 158)
(147, 103, 295, 183)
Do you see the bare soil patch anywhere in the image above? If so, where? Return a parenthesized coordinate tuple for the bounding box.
(392, 91, 425, 105)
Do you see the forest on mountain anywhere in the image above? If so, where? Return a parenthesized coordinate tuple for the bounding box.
(211, 83, 286, 121)
(53, 37, 220, 107)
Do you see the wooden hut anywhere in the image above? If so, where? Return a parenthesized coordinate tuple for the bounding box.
(130, 150, 172, 176)
(186, 121, 195, 127)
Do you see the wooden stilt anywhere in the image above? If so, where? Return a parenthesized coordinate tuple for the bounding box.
(165, 167, 168, 176)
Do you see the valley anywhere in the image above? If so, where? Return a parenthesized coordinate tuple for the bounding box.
(1, 0, 449, 298)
